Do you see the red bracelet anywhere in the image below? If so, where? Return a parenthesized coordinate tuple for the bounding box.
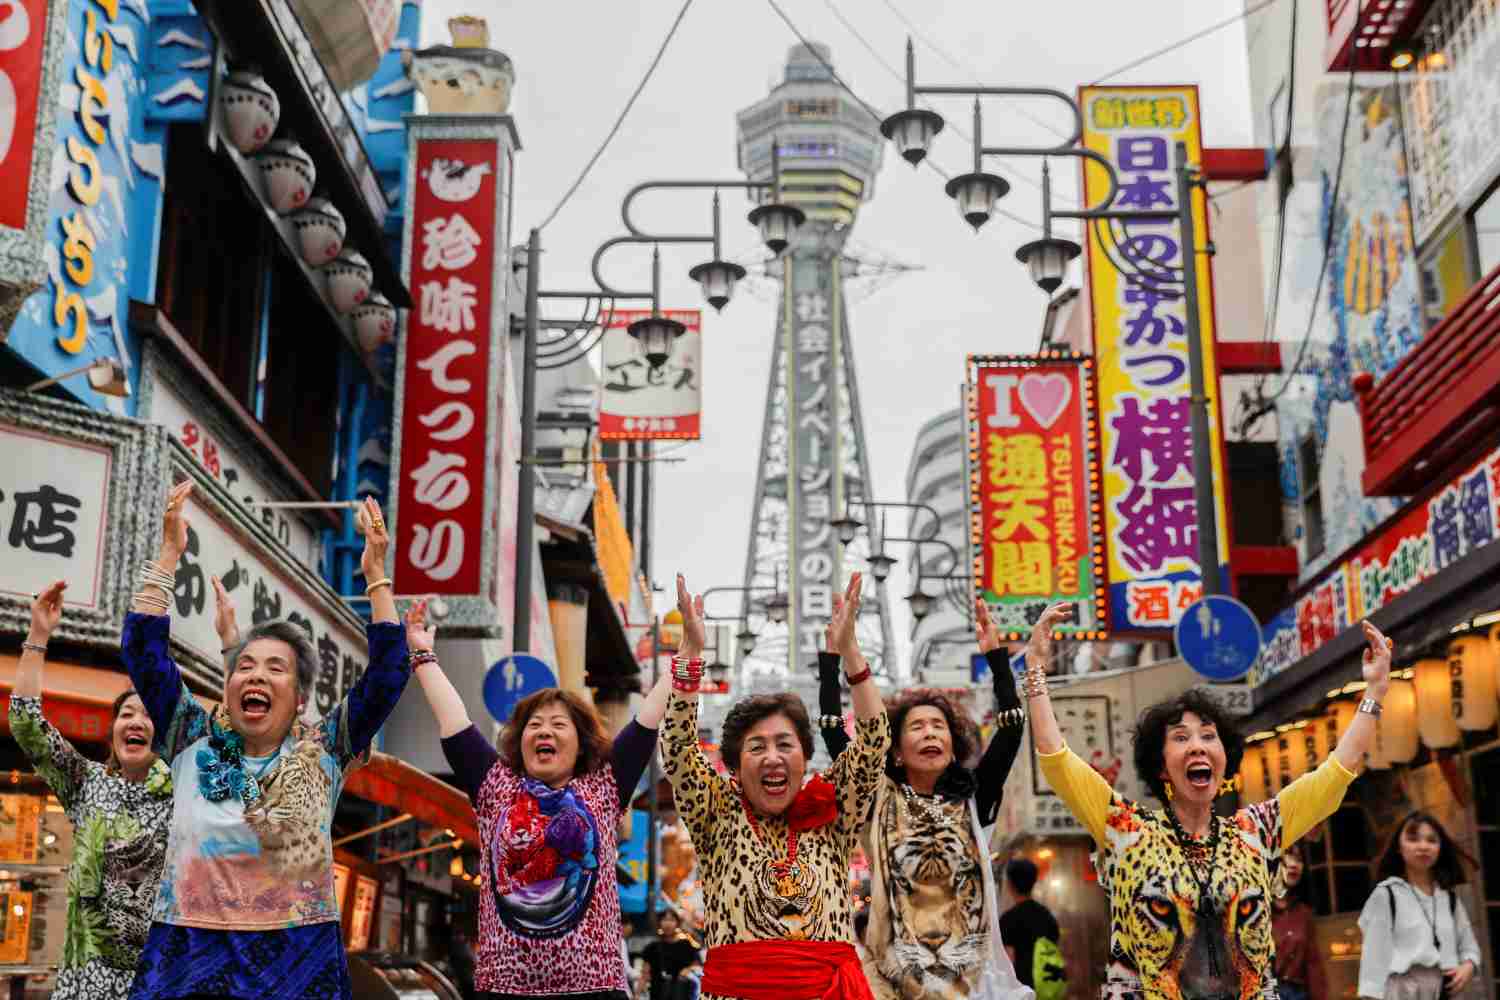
(844, 665, 872, 686)
(671, 678, 701, 693)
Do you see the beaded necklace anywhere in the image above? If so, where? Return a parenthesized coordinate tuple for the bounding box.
(901, 783, 959, 827)
(740, 791, 803, 899)
(1166, 805, 1226, 979)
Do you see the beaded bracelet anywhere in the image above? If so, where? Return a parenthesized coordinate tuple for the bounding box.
(409, 650, 439, 669)
(133, 591, 170, 612)
(844, 665, 872, 686)
(1021, 665, 1049, 699)
(995, 706, 1026, 728)
(671, 676, 701, 694)
(21, 641, 47, 654)
(817, 714, 845, 729)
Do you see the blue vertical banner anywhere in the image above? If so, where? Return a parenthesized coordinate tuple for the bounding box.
(617, 809, 659, 914)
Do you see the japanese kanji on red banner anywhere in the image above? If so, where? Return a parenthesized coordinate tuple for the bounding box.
(966, 355, 1106, 639)
(393, 139, 499, 594)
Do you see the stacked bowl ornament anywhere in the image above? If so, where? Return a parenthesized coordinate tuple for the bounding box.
(220, 69, 280, 155)
(325, 247, 373, 314)
(255, 138, 316, 216)
(293, 197, 346, 267)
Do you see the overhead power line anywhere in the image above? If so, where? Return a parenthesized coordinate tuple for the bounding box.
(1090, 0, 1281, 84)
(535, 0, 696, 232)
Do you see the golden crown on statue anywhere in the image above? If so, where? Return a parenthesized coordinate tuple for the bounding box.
(448, 16, 489, 48)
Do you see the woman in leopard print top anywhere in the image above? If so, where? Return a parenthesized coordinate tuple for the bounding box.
(661, 574, 890, 1000)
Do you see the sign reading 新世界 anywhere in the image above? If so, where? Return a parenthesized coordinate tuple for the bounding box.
(1079, 85, 1229, 633)
(966, 355, 1104, 637)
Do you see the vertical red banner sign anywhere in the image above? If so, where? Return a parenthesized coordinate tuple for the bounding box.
(967, 355, 1106, 639)
(394, 139, 499, 594)
(0, 0, 50, 230)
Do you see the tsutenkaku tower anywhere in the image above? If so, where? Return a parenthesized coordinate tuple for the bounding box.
(735, 43, 894, 677)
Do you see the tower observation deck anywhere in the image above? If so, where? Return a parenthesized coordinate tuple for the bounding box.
(734, 43, 895, 678)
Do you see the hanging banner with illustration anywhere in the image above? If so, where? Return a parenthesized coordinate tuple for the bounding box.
(1079, 85, 1229, 633)
(599, 309, 702, 440)
(393, 138, 499, 595)
(965, 354, 1105, 638)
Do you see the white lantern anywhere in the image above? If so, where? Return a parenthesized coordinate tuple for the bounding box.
(1381, 679, 1419, 764)
(1448, 635, 1498, 731)
(1313, 702, 1354, 763)
(1273, 732, 1298, 790)
(1414, 656, 1461, 749)
(1367, 717, 1392, 770)
(1241, 742, 1271, 804)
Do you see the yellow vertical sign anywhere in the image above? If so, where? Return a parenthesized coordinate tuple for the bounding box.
(1079, 85, 1229, 632)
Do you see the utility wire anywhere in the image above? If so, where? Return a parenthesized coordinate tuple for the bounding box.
(534, 0, 696, 232)
(1091, 0, 1282, 84)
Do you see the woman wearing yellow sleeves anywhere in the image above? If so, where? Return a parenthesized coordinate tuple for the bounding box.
(1024, 604, 1391, 1000)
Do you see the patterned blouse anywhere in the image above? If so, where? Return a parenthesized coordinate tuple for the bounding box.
(121, 611, 411, 1000)
(1039, 747, 1358, 1000)
(660, 690, 890, 1000)
(10, 695, 173, 1000)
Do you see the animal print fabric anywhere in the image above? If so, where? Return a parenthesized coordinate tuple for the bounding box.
(10, 696, 173, 1000)
(660, 690, 890, 1000)
(1038, 746, 1357, 1000)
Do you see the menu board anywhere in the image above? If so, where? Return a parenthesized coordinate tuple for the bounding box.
(349, 875, 379, 951)
(0, 891, 32, 963)
(333, 863, 352, 915)
(0, 796, 41, 864)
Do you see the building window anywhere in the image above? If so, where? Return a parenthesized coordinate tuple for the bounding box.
(1298, 434, 1325, 559)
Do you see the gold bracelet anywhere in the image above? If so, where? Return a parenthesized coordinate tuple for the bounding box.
(364, 578, 393, 596)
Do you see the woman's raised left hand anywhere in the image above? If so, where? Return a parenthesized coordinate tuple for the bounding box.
(1360, 620, 1393, 699)
(28, 581, 65, 642)
(357, 496, 389, 583)
(405, 599, 436, 654)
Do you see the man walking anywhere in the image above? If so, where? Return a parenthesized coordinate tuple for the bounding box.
(999, 858, 1065, 1000)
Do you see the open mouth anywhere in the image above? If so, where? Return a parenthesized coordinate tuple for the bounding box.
(533, 743, 558, 764)
(918, 746, 946, 760)
(1186, 763, 1214, 789)
(760, 773, 789, 798)
(240, 691, 272, 721)
(123, 733, 149, 749)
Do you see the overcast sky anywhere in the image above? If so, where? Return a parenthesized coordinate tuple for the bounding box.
(421, 0, 1263, 670)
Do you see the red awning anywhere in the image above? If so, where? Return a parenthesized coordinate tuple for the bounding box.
(343, 751, 479, 846)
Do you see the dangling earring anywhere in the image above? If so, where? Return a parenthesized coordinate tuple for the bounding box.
(1219, 778, 1237, 797)
(1165, 783, 1174, 801)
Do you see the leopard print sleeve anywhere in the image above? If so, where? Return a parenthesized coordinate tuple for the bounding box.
(660, 689, 729, 851)
(829, 711, 890, 841)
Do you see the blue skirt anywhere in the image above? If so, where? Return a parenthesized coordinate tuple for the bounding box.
(128, 921, 350, 1000)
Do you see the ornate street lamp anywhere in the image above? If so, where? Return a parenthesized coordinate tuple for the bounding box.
(880, 107, 945, 166)
(688, 259, 747, 312)
(947, 171, 1011, 231)
(831, 512, 864, 546)
(906, 586, 934, 622)
(736, 626, 758, 658)
(1015, 236, 1083, 295)
(763, 591, 790, 626)
(627, 313, 686, 370)
(867, 551, 897, 583)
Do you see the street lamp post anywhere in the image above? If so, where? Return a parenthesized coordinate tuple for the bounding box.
(880, 42, 1223, 596)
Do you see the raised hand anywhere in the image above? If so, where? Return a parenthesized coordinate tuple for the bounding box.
(975, 595, 1004, 653)
(406, 599, 437, 654)
(212, 575, 241, 649)
(828, 573, 863, 659)
(675, 575, 706, 658)
(357, 496, 389, 583)
(1026, 602, 1072, 672)
(1361, 620, 1393, 698)
(161, 481, 194, 562)
(29, 581, 66, 642)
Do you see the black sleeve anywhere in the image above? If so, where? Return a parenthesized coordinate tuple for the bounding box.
(974, 647, 1026, 826)
(817, 652, 851, 760)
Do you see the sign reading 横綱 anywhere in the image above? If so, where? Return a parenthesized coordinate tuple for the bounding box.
(1257, 442, 1500, 683)
(392, 138, 499, 596)
(966, 355, 1105, 638)
(599, 309, 702, 440)
(1079, 86, 1229, 633)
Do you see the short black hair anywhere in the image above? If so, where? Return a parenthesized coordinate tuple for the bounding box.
(853, 910, 869, 942)
(1376, 811, 1471, 890)
(1131, 688, 1244, 804)
(720, 693, 814, 773)
(1006, 858, 1039, 895)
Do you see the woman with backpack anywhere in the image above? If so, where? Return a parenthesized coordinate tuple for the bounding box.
(817, 596, 1031, 1000)
(1358, 812, 1481, 1000)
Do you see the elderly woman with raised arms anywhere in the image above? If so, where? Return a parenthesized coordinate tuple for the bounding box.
(122, 480, 419, 1000)
(1027, 603, 1390, 1000)
(662, 572, 890, 1000)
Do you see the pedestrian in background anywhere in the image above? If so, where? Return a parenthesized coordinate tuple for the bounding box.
(999, 858, 1064, 1000)
(1273, 843, 1327, 1000)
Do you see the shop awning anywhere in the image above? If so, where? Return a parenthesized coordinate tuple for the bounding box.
(343, 751, 479, 846)
(0, 654, 136, 746)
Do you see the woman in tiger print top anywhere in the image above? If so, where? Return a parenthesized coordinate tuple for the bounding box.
(1026, 604, 1389, 1000)
(661, 575, 889, 1000)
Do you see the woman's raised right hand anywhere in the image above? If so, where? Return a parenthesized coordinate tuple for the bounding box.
(1025, 602, 1073, 673)
(160, 481, 194, 562)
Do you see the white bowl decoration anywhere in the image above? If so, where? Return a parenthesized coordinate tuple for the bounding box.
(293, 197, 346, 267)
(254, 138, 316, 216)
(354, 293, 397, 352)
(324, 247, 373, 314)
(220, 70, 280, 155)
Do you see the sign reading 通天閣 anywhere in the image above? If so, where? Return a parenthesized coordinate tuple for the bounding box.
(966, 355, 1106, 638)
(1079, 85, 1229, 633)
(599, 309, 702, 440)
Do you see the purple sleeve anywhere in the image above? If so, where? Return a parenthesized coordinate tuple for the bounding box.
(441, 725, 501, 801)
(611, 719, 658, 810)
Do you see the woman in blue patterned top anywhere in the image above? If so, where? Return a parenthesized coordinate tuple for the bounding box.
(123, 481, 419, 1000)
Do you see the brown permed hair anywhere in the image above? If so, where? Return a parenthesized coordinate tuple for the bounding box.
(499, 688, 613, 777)
(105, 689, 150, 775)
(885, 688, 980, 779)
(719, 693, 814, 774)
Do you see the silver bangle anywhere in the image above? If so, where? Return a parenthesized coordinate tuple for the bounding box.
(817, 714, 845, 729)
(995, 707, 1025, 728)
(1357, 697, 1383, 717)
(20, 641, 47, 654)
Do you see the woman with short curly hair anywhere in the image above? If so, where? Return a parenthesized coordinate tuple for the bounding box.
(817, 596, 1030, 1000)
(661, 573, 889, 1000)
(1028, 602, 1390, 1000)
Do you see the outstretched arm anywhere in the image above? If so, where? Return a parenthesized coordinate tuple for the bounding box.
(826, 575, 891, 836)
(973, 597, 1026, 825)
(14, 581, 63, 701)
(408, 599, 470, 738)
(816, 651, 850, 761)
(11, 583, 95, 809)
(658, 577, 729, 846)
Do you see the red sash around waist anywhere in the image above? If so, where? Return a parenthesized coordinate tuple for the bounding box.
(700, 940, 874, 1000)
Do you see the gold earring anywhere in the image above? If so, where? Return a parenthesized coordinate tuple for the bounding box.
(1164, 783, 1174, 801)
(1219, 778, 1236, 797)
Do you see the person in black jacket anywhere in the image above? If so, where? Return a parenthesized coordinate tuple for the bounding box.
(817, 596, 1029, 1000)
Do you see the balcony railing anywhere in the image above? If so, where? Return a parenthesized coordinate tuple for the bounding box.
(1355, 262, 1500, 497)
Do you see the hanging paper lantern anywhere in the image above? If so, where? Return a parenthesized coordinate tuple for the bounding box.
(1241, 742, 1271, 804)
(1414, 656, 1461, 749)
(1273, 731, 1297, 790)
(1313, 702, 1354, 763)
(1448, 635, 1498, 731)
(1280, 723, 1313, 778)
(1367, 717, 1393, 770)
(1381, 679, 1419, 764)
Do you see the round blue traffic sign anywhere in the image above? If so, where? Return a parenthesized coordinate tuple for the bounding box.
(484, 654, 558, 722)
(1175, 595, 1262, 682)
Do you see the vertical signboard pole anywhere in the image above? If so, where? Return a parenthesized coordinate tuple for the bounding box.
(1176, 141, 1220, 596)
(514, 227, 541, 652)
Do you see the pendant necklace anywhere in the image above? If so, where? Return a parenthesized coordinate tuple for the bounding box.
(902, 783, 955, 827)
(740, 790, 803, 899)
(1168, 807, 1226, 980)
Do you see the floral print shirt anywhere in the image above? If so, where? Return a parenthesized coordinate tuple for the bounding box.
(9, 695, 173, 999)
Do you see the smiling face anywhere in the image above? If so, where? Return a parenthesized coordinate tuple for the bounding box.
(224, 637, 302, 752)
(1399, 820, 1442, 878)
(737, 712, 807, 817)
(111, 695, 156, 776)
(897, 704, 955, 784)
(1160, 711, 1227, 807)
(521, 701, 581, 788)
